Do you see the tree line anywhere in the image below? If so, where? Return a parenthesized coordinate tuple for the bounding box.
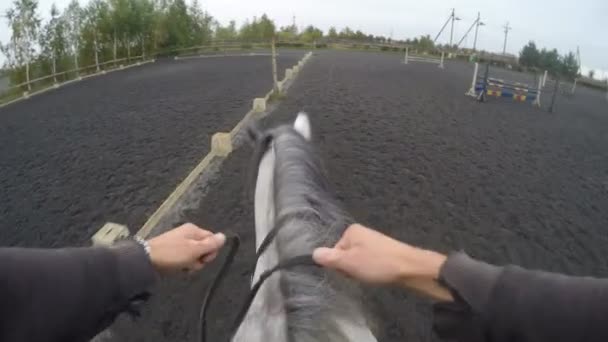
(1, 0, 407, 89)
(519, 41, 579, 80)
(1, 0, 588, 90)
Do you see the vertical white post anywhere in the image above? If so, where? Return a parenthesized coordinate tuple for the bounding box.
(26, 61, 31, 91)
(271, 37, 279, 94)
(438, 52, 445, 69)
(533, 75, 542, 107)
(52, 55, 57, 84)
(542, 70, 548, 87)
(466, 62, 479, 97)
(571, 78, 577, 95)
(404, 46, 409, 64)
(94, 34, 100, 72)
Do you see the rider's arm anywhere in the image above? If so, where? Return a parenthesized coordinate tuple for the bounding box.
(434, 252, 608, 342)
(0, 223, 225, 342)
(314, 224, 608, 342)
(0, 241, 156, 342)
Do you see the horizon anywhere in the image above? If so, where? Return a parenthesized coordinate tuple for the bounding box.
(1, 0, 607, 79)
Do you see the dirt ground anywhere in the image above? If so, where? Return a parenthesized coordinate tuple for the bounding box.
(108, 50, 608, 341)
(0, 51, 303, 247)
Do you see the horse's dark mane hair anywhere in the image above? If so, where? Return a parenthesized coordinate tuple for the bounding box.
(248, 120, 373, 342)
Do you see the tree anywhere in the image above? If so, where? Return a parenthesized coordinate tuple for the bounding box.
(39, 4, 67, 80)
(327, 26, 337, 39)
(538, 48, 561, 74)
(561, 51, 579, 80)
(339, 27, 354, 39)
(1, 0, 41, 89)
(588, 69, 595, 79)
(239, 14, 275, 42)
(165, 0, 192, 48)
(188, 0, 213, 45)
(63, 0, 83, 73)
(300, 25, 323, 43)
(81, 0, 110, 70)
(277, 23, 297, 41)
(417, 35, 434, 51)
(519, 41, 540, 67)
(214, 20, 237, 41)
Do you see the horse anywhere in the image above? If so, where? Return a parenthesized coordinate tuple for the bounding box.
(232, 113, 378, 342)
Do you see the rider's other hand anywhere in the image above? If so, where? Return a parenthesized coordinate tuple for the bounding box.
(147, 223, 226, 274)
(313, 224, 447, 287)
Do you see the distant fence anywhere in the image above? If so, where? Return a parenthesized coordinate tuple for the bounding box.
(0, 55, 149, 107)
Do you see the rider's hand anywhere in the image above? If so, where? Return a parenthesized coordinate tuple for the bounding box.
(313, 224, 452, 301)
(147, 223, 226, 274)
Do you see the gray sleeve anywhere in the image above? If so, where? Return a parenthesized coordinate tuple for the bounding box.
(0, 241, 157, 342)
(433, 252, 608, 342)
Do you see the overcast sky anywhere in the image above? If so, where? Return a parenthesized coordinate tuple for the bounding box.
(1, 0, 607, 78)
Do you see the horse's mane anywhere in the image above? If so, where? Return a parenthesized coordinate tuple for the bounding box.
(249, 123, 372, 342)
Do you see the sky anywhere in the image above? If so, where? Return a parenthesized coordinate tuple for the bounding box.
(1, 0, 607, 79)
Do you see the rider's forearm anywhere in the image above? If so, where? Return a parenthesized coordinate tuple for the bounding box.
(0, 242, 157, 341)
(434, 252, 608, 341)
(394, 244, 453, 302)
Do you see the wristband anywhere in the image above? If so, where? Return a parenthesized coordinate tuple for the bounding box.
(134, 236, 151, 256)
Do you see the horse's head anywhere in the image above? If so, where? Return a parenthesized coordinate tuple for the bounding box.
(249, 112, 327, 245)
(233, 113, 377, 342)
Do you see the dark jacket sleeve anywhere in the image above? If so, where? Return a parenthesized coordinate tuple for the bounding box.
(0, 241, 157, 342)
(433, 253, 608, 342)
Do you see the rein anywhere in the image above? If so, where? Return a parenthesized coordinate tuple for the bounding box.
(198, 219, 320, 342)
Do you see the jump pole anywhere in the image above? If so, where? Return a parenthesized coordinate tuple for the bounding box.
(571, 78, 577, 95)
(542, 70, 548, 87)
(533, 75, 542, 107)
(438, 52, 445, 69)
(549, 78, 560, 113)
(404, 46, 409, 64)
(466, 62, 479, 97)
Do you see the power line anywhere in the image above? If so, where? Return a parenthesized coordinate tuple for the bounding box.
(502, 22, 511, 55)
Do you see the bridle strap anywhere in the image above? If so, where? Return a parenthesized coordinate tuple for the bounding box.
(255, 209, 319, 265)
(199, 219, 321, 342)
(199, 234, 241, 342)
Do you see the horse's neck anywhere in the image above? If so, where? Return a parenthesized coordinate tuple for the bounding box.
(235, 147, 377, 342)
(233, 147, 288, 342)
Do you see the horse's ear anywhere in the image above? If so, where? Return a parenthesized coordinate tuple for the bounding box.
(294, 112, 311, 141)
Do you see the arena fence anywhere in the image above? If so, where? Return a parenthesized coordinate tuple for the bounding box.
(0, 55, 152, 108)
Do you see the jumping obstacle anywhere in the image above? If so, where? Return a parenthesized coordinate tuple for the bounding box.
(403, 47, 445, 69)
(466, 63, 542, 107)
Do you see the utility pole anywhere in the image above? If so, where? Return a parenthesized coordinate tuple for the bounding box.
(434, 8, 459, 45)
(456, 12, 484, 50)
(449, 8, 461, 47)
(502, 22, 511, 55)
(473, 12, 485, 51)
